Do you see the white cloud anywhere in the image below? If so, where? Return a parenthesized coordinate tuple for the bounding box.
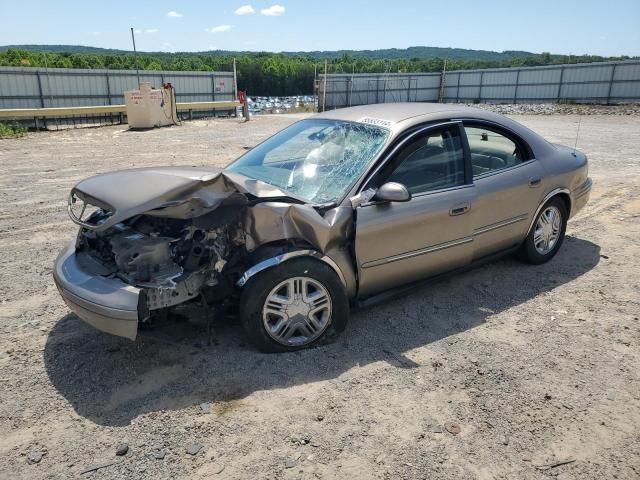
(207, 25, 232, 33)
(235, 5, 256, 15)
(134, 29, 142, 34)
(261, 4, 285, 16)
(167, 11, 183, 18)
(145, 28, 158, 33)
(160, 42, 175, 52)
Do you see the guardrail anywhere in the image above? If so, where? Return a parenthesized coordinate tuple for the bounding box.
(0, 100, 240, 119)
(0, 100, 241, 129)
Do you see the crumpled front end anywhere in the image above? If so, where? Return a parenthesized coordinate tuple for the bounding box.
(63, 204, 245, 339)
(54, 166, 356, 340)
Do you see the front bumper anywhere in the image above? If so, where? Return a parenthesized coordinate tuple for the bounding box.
(53, 244, 140, 340)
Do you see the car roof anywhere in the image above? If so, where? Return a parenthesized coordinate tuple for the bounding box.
(314, 102, 471, 123)
(313, 102, 555, 158)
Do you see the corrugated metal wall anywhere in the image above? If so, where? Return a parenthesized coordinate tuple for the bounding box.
(320, 60, 640, 109)
(0, 66, 236, 109)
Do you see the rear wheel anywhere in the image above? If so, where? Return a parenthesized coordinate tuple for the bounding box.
(240, 258, 349, 353)
(519, 197, 567, 264)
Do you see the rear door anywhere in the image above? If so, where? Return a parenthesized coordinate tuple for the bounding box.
(354, 123, 477, 298)
(463, 122, 546, 259)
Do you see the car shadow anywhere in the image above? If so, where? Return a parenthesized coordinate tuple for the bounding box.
(43, 236, 600, 426)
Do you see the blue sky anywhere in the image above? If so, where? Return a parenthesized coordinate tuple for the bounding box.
(0, 0, 638, 55)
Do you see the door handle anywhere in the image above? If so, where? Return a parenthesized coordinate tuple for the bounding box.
(449, 203, 470, 216)
(529, 177, 542, 187)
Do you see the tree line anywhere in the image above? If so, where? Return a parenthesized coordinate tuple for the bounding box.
(0, 48, 634, 96)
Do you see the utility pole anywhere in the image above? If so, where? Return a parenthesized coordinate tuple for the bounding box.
(322, 60, 328, 112)
(438, 59, 447, 103)
(233, 58, 238, 99)
(313, 64, 317, 105)
(130, 28, 141, 86)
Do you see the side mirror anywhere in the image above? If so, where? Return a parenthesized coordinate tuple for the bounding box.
(374, 182, 411, 203)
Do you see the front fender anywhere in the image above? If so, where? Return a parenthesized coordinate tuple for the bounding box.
(237, 250, 348, 290)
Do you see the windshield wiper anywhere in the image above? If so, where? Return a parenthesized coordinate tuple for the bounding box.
(248, 194, 307, 206)
(312, 201, 338, 214)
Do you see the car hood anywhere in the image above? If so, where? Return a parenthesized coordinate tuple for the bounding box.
(69, 165, 353, 255)
(70, 166, 293, 231)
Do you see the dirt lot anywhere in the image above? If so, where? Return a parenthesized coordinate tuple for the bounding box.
(0, 111, 639, 480)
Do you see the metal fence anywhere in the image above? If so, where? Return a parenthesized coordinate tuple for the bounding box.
(319, 60, 640, 110)
(0, 66, 237, 126)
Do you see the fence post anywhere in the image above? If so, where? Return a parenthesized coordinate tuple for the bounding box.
(478, 71, 484, 102)
(35, 71, 47, 129)
(606, 63, 617, 105)
(232, 58, 238, 100)
(513, 70, 520, 104)
(105, 71, 112, 105)
(36, 71, 45, 108)
(438, 60, 447, 103)
(557, 66, 565, 103)
(382, 76, 387, 103)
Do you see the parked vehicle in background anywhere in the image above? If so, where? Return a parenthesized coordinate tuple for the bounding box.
(238, 95, 317, 116)
(53, 103, 591, 352)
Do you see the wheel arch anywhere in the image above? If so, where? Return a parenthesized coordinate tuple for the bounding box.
(555, 192, 572, 217)
(237, 244, 348, 290)
(525, 188, 571, 238)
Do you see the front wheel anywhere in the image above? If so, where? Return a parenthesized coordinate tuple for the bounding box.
(518, 197, 568, 264)
(239, 258, 349, 353)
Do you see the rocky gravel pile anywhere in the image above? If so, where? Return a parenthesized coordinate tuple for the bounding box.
(461, 102, 640, 116)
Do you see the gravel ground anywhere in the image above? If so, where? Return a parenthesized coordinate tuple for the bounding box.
(0, 111, 639, 480)
(463, 103, 640, 116)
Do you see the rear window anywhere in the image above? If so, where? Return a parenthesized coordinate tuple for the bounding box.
(464, 125, 528, 177)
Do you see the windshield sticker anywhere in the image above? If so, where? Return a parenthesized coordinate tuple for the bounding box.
(358, 117, 393, 128)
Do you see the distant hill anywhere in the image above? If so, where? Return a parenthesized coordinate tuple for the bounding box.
(1, 44, 634, 96)
(1, 44, 537, 60)
(281, 47, 536, 61)
(1, 44, 132, 55)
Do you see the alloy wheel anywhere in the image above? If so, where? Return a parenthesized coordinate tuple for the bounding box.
(262, 276, 333, 347)
(534, 205, 562, 255)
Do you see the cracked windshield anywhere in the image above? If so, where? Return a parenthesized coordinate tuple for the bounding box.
(226, 119, 389, 203)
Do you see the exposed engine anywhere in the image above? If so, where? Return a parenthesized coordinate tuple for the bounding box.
(76, 208, 245, 317)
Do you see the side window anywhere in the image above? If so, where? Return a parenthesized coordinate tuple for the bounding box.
(384, 127, 466, 194)
(465, 125, 527, 177)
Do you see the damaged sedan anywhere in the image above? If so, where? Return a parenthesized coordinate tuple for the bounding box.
(54, 103, 591, 352)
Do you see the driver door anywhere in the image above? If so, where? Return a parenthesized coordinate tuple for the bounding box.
(354, 123, 477, 298)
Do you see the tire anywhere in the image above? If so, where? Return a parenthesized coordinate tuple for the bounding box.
(518, 197, 568, 265)
(239, 257, 349, 353)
